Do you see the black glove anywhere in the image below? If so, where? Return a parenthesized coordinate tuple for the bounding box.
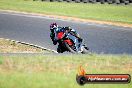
(53, 39, 57, 45)
(53, 41, 57, 45)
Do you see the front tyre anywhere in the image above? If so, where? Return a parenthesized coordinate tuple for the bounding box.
(64, 42, 76, 54)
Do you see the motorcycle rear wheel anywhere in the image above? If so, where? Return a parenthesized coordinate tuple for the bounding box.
(81, 46, 89, 54)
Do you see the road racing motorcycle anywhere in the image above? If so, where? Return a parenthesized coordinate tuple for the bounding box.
(56, 31, 89, 54)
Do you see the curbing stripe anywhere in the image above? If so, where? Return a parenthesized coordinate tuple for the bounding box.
(0, 38, 58, 53)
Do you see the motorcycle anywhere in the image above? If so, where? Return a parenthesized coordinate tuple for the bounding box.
(56, 31, 89, 54)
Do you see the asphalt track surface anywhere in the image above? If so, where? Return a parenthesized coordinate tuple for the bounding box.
(0, 11, 132, 54)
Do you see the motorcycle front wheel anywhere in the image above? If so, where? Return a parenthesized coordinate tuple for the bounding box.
(64, 42, 76, 54)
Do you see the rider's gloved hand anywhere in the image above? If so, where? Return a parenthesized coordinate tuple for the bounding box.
(53, 39, 57, 45)
(53, 41, 57, 45)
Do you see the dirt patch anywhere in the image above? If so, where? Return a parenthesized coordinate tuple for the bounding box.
(1, 10, 132, 28)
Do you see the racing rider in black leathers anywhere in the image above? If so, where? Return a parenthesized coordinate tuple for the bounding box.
(50, 23, 82, 52)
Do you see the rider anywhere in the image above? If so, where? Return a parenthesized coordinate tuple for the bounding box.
(50, 23, 82, 51)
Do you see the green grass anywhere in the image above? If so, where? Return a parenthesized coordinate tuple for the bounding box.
(0, 0, 132, 23)
(0, 38, 49, 53)
(0, 54, 132, 88)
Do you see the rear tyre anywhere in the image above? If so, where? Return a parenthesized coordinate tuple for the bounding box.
(81, 46, 89, 54)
